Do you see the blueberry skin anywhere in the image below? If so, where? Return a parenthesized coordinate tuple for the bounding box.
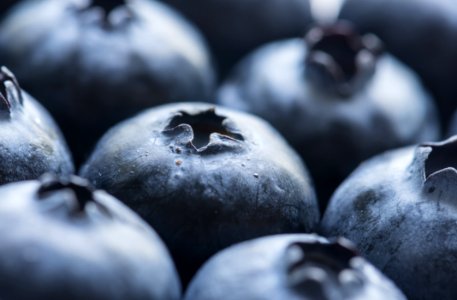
(339, 0, 457, 127)
(0, 0, 215, 164)
(160, 0, 312, 76)
(321, 136, 457, 300)
(0, 67, 73, 183)
(0, 175, 181, 300)
(80, 102, 319, 283)
(218, 32, 440, 209)
(185, 234, 406, 300)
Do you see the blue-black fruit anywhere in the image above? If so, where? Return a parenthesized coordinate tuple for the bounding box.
(80, 102, 319, 283)
(185, 234, 406, 300)
(218, 22, 440, 209)
(0, 174, 181, 300)
(339, 0, 457, 128)
(321, 136, 457, 300)
(0, 0, 215, 164)
(160, 0, 313, 76)
(0, 66, 73, 183)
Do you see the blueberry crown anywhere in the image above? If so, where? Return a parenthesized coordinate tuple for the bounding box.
(0, 66, 23, 117)
(304, 21, 383, 97)
(163, 108, 244, 153)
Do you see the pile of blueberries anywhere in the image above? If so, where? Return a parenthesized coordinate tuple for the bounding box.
(0, 0, 456, 299)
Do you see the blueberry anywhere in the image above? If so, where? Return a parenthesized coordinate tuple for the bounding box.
(0, 174, 181, 299)
(0, 66, 73, 183)
(321, 136, 457, 299)
(185, 234, 406, 300)
(0, 0, 215, 164)
(160, 0, 313, 76)
(339, 0, 457, 127)
(218, 22, 440, 210)
(80, 102, 319, 283)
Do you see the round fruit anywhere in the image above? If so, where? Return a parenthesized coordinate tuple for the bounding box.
(185, 234, 406, 300)
(160, 0, 313, 76)
(0, 0, 215, 164)
(321, 136, 457, 300)
(0, 174, 181, 299)
(0, 66, 73, 183)
(338, 0, 457, 127)
(218, 22, 440, 209)
(80, 102, 319, 283)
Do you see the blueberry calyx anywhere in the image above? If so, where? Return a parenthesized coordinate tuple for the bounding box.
(0, 66, 23, 118)
(304, 22, 383, 97)
(422, 137, 457, 179)
(285, 238, 362, 296)
(77, 0, 134, 30)
(163, 108, 244, 153)
(416, 137, 457, 203)
(90, 0, 124, 13)
(37, 174, 100, 215)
